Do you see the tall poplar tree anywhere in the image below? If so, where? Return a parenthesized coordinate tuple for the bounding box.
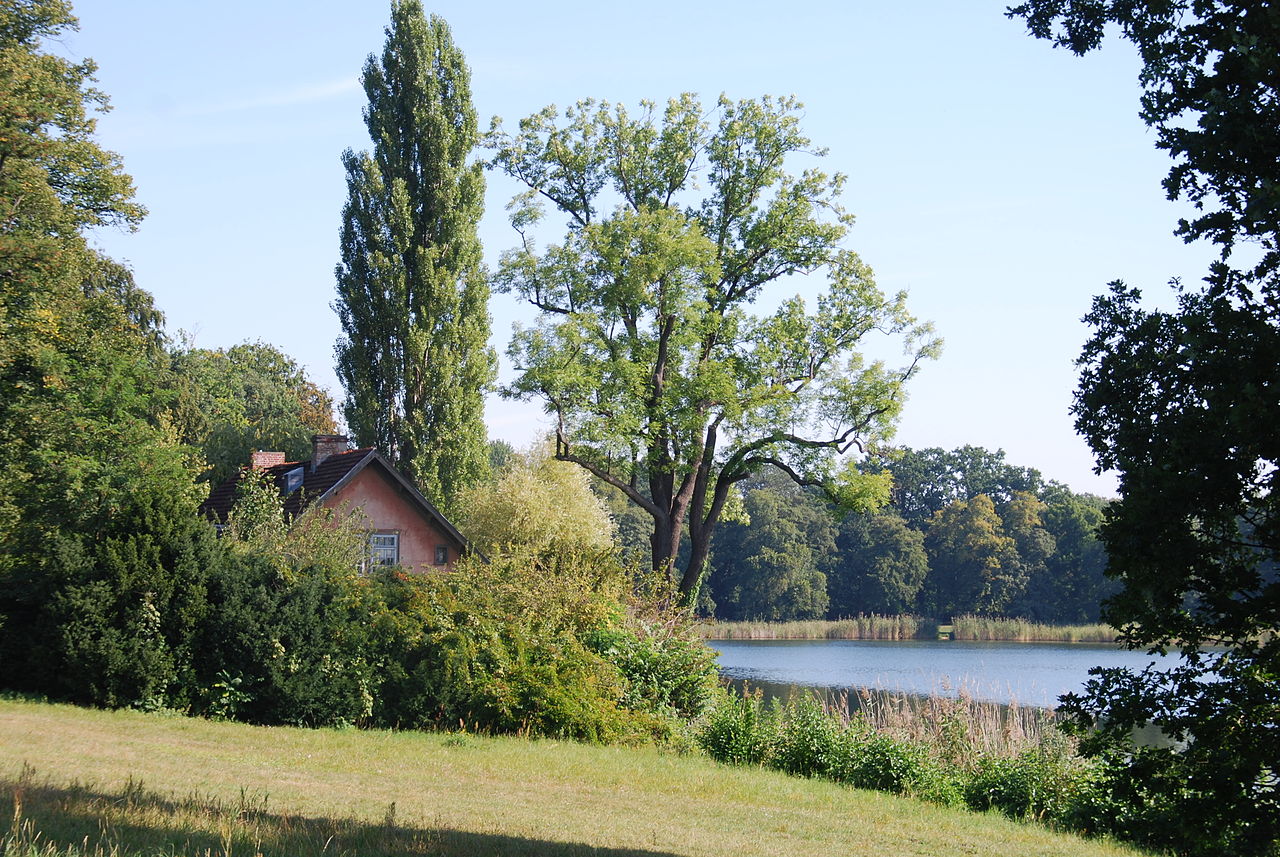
(334, 2, 494, 511)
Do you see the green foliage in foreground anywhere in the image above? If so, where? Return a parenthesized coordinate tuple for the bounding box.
(697, 688, 1280, 856)
(696, 691, 1092, 825)
(4, 461, 718, 740)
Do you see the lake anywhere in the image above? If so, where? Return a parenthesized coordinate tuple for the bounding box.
(709, 638, 1170, 708)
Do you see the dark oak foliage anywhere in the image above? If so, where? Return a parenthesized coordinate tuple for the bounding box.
(1010, 2, 1280, 854)
(1064, 277, 1280, 856)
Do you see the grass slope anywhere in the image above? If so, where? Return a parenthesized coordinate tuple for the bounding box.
(0, 698, 1144, 857)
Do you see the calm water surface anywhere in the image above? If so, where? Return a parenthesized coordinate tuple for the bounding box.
(710, 639, 1170, 708)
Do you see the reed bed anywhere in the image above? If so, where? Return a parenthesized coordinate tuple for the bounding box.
(827, 686, 1064, 764)
(703, 614, 1118, 642)
(950, 615, 1117, 643)
(702, 614, 927, 640)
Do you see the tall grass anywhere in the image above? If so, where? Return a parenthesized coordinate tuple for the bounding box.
(950, 615, 1117, 643)
(702, 615, 928, 640)
(702, 615, 1119, 643)
(830, 686, 1061, 764)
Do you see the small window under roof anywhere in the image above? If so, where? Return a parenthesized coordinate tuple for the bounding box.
(284, 466, 304, 495)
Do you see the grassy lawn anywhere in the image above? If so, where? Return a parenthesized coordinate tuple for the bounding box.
(0, 697, 1144, 857)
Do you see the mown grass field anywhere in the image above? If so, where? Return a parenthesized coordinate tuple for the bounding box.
(0, 698, 1148, 857)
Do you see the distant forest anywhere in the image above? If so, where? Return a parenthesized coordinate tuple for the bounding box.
(607, 446, 1112, 623)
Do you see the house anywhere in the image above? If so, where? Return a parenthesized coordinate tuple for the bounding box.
(201, 434, 470, 572)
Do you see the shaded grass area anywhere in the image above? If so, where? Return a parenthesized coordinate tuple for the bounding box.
(0, 698, 1146, 857)
(2, 770, 668, 857)
(702, 615, 1118, 643)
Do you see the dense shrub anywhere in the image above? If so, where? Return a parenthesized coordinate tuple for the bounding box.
(696, 690, 781, 766)
(370, 547, 717, 741)
(585, 620, 718, 720)
(963, 742, 1090, 821)
(0, 492, 224, 711)
(370, 569, 631, 741)
(192, 555, 377, 728)
(771, 694, 842, 777)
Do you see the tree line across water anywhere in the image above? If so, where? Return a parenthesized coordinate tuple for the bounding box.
(603, 445, 1113, 626)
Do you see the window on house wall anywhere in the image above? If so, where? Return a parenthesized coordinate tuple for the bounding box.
(434, 544, 448, 566)
(370, 532, 399, 567)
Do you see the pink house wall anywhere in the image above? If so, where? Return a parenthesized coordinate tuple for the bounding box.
(324, 466, 462, 572)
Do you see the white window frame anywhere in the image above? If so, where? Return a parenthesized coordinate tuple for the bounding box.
(369, 532, 400, 567)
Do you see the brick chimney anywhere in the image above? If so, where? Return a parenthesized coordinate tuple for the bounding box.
(311, 434, 350, 469)
(250, 450, 286, 469)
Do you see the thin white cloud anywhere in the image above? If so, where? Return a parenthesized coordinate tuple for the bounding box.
(177, 78, 360, 118)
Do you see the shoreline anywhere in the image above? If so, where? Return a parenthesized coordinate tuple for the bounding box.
(700, 615, 1118, 644)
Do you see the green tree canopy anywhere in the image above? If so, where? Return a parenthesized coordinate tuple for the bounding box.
(921, 494, 1023, 618)
(456, 445, 618, 557)
(828, 511, 928, 617)
(488, 94, 939, 602)
(1015, 485, 1111, 623)
(708, 481, 834, 622)
(0, 0, 218, 708)
(1010, 2, 1280, 853)
(169, 340, 338, 484)
(883, 445, 1044, 529)
(334, 1, 495, 512)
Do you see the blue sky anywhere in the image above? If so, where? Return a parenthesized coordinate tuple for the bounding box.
(66, 1, 1221, 496)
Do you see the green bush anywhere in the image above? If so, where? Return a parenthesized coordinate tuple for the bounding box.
(585, 620, 718, 720)
(696, 689, 780, 766)
(963, 741, 1090, 823)
(831, 730, 935, 794)
(0, 493, 224, 712)
(772, 694, 842, 778)
(192, 554, 377, 728)
(370, 549, 698, 742)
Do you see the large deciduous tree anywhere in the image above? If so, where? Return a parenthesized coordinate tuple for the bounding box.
(1010, 2, 1280, 854)
(920, 494, 1023, 618)
(488, 95, 939, 602)
(334, 1, 495, 512)
(828, 511, 928, 617)
(0, 0, 222, 708)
